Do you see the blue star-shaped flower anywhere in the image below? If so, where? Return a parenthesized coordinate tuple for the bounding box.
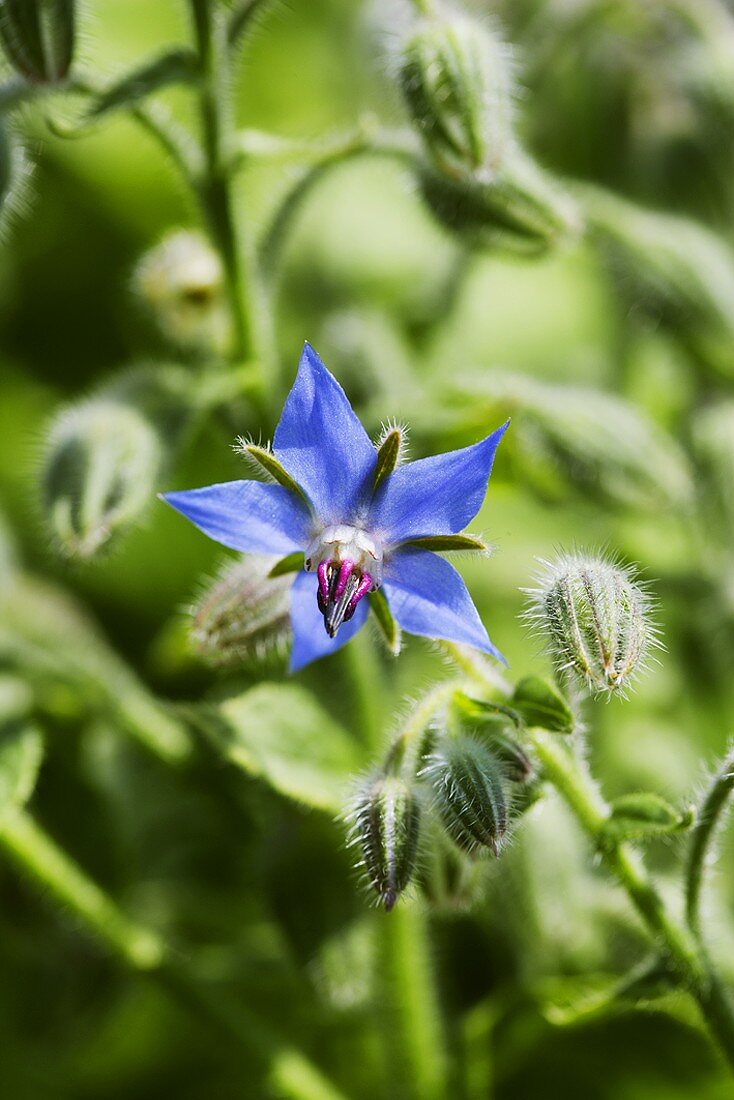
(162, 344, 508, 672)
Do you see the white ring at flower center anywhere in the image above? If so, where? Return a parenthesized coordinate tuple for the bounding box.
(305, 524, 384, 586)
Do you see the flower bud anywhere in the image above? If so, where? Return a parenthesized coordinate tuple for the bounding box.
(582, 185, 734, 380)
(691, 401, 734, 537)
(190, 557, 291, 669)
(501, 373, 694, 511)
(132, 230, 229, 356)
(42, 399, 162, 559)
(399, 14, 514, 175)
(0, 120, 30, 233)
(422, 735, 509, 856)
(350, 774, 421, 911)
(417, 153, 580, 253)
(528, 553, 657, 695)
(0, 0, 75, 85)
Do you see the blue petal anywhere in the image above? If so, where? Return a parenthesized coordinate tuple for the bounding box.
(162, 481, 312, 554)
(273, 343, 377, 525)
(382, 547, 505, 661)
(289, 569, 369, 672)
(369, 421, 509, 544)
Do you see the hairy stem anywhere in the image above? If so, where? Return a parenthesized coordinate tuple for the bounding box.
(189, 0, 266, 402)
(686, 750, 734, 940)
(529, 729, 734, 1071)
(380, 902, 449, 1100)
(0, 808, 346, 1100)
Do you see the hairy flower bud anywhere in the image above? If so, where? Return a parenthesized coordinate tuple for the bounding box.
(418, 153, 580, 253)
(399, 13, 514, 176)
(191, 557, 292, 668)
(350, 774, 421, 911)
(132, 230, 229, 355)
(582, 185, 734, 380)
(0, 119, 30, 233)
(496, 373, 694, 510)
(42, 399, 162, 559)
(527, 553, 657, 695)
(0, 0, 75, 85)
(422, 735, 509, 857)
(692, 401, 734, 538)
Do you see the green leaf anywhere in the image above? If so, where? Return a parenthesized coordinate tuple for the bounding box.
(268, 552, 304, 578)
(512, 676, 573, 733)
(239, 442, 310, 505)
(369, 589, 401, 656)
(213, 684, 362, 812)
(600, 793, 695, 846)
(372, 429, 402, 492)
(85, 49, 199, 120)
(405, 534, 487, 553)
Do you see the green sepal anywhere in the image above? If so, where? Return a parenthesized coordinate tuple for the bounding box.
(452, 690, 522, 729)
(373, 429, 402, 492)
(240, 443, 310, 504)
(84, 48, 199, 120)
(511, 676, 573, 733)
(268, 552, 304, 578)
(370, 589, 402, 656)
(405, 534, 487, 553)
(599, 793, 695, 847)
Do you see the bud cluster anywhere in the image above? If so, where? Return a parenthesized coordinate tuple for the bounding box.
(526, 552, 658, 696)
(349, 694, 537, 911)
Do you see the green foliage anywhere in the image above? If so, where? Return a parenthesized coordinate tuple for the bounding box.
(1, 0, 734, 1096)
(212, 683, 361, 812)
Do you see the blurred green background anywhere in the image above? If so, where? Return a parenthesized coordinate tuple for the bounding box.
(2, 0, 734, 1097)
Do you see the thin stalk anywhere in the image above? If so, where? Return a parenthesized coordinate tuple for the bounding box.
(686, 749, 734, 939)
(380, 902, 449, 1100)
(189, 0, 265, 401)
(0, 808, 347, 1100)
(260, 130, 416, 278)
(529, 729, 734, 1071)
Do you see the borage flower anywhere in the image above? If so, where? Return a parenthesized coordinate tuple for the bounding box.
(162, 344, 508, 672)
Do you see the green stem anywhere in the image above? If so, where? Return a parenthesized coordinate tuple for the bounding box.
(387, 680, 460, 777)
(0, 808, 346, 1100)
(686, 750, 734, 940)
(189, 0, 265, 399)
(380, 903, 449, 1100)
(529, 729, 734, 1072)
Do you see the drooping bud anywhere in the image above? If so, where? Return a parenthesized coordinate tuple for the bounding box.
(527, 552, 657, 695)
(42, 399, 162, 559)
(399, 13, 515, 176)
(191, 556, 291, 668)
(417, 153, 581, 253)
(350, 774, 422, 911)
(0, 119, 30, 234)
(691, 401, 734, 538)
(132, 230, 229, 356)
(42, 367, 193, 560)
(0, 0, 76, 85)
(581, 184, 734, 381)
(505, 373, 694, 511)
(422, 735, 509, 857)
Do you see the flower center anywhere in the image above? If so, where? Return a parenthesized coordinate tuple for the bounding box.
(305, 525, 383, 637)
